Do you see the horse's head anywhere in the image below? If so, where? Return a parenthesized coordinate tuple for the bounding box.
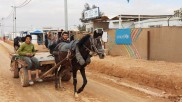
(91, 36, 105, 59)
(79, 34, 105, 59)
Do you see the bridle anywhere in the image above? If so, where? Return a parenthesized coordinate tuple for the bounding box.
(83, 36, 103, 55)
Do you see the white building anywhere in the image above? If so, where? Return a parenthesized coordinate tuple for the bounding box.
(135, 17, 182, 28)
(6, 32, 21, 40)
(84, 16, 109, 32)
(109, 20, 135, 29)
(108, 14, 182, 29)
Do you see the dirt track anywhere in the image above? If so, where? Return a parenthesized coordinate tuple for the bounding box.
(88, 55, 182, 95)
(0, 40, 171, 102)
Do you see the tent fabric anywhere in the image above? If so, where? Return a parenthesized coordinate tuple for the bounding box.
(30, 30, 43, 34)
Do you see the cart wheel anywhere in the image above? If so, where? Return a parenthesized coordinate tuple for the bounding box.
(58, 66, 71, 82)
(14, 68, 19, 78)
(13, 62, 19, 78)
(19, 68, 29, 87)
(62, 67, 71, 81)
(62, 72, 71, 81)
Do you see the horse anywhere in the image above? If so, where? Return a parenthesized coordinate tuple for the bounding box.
(49, 34, 105, 97)
(14, 37, 23, 51)
(13, 36, 26, 51)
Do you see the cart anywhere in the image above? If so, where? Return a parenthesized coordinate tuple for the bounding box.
(10, 52, 71, 87)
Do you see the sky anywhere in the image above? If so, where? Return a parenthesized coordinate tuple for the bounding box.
(0, 0, 182, 33)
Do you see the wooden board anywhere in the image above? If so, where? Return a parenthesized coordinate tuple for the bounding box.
(10, 52, 55, 68)
(40, 61, 55, 66)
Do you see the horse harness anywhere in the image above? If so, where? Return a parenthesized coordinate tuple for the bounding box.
(83, 36, 103, 56)
(53, 36, 101, 67)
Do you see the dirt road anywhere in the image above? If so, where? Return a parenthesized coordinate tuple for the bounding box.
(0, 41, 170, 102)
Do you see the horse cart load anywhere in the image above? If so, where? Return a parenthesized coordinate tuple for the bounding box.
(10, 52, 71, 87)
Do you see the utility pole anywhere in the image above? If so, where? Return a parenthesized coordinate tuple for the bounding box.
(64, 0, 71, 41)
(14, 7, 17, 37)
(119, 15, 122, 29)
(64, 0, 68, 31)
(0, 23, 1, 37)
(1, 18, 4, 37)
(12, 6, 15, 39)
(139, 15, 141, 28)
(11, 6, 17, 38)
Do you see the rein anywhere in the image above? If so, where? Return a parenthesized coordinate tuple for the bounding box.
(83, 36, 103, 55)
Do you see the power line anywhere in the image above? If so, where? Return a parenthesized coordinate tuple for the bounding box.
(5, 9, 14, 20)
(16, 0, 32, 8)
(11, 0, 32, 37)
(0, 8, 14, 21)
(16, 0, 29, 8)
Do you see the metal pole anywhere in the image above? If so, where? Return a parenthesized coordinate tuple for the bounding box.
(139, 15, 141, 28)
(15, 7, 17, 37)
(119, 15, 121, 29)
(64, 0, 68, 31)
(0, 23, 2, 37)
(147, 31, 150, 60)
(0, 19, 2, 37)
(2, 18, 4, 37)
(12, 6, 15, 39)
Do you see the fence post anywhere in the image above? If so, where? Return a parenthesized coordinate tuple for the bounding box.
(147, 31, 150, 60)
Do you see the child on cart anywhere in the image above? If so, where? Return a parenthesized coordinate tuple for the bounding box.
(17, 35, 43, 85)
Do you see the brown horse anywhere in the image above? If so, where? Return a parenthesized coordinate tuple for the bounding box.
(49, 34, 105, 96)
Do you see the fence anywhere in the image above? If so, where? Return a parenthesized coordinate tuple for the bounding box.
(106, 26, 182, 62)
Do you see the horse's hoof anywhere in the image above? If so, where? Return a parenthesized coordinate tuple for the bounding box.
(77, 88, 83, 93)
(61, 87, 66, 91)
(55, 85, 59, 90)
(55, 87, 58, 90)
(74, 93, 79, 98)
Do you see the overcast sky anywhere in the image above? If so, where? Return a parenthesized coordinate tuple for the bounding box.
(0, 0, 182, 33)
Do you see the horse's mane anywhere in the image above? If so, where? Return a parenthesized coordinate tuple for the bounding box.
(77, 34, 91, 47)
(49, 43, 57, 54)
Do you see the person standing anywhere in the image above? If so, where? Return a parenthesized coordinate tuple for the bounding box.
(58, 29, 64, 40)
(45, 32, 48, 48)
(47, 31, 52, 48)
(17, 35, 43, 85)
(3, 36, 5, 42)
(69, 31, 75, 41)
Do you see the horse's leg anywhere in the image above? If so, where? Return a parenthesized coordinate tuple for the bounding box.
(55, 68, 59, 89)
(77, 68, 87, 94)
(57, 66, 65, 90)
(72, 68, 78, 96)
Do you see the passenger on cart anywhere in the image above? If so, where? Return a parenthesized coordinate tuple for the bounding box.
(17, 35, 43, 85)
